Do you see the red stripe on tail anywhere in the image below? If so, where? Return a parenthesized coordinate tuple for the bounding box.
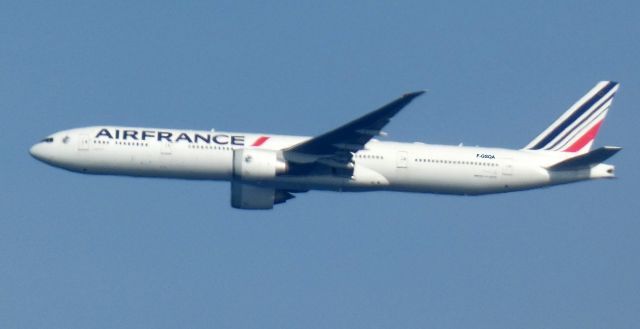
(564, 121, 603, 152)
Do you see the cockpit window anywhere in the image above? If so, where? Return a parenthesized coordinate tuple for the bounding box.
(41, 137, 54, 143)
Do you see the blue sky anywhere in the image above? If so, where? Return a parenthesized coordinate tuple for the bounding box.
(2, 1, 639, 328)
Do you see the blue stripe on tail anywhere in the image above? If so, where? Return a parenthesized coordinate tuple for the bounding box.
(529, 81, 617, 150)
(545, 92, 614, 150)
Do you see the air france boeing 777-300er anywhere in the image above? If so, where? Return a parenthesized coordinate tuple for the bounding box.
(31, 81, 621, 209)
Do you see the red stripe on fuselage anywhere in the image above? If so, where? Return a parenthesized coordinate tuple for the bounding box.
(251, 136, 270, 147)
(564, 120, 603, 152)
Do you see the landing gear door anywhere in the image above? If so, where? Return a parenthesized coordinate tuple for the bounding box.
(396, 151, 408, 168)
(78, 135, 90, 151)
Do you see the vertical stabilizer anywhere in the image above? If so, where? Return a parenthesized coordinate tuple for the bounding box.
(525, 81, 619, 154)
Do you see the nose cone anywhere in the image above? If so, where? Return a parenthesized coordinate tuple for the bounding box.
(29, 142, 54, 164)
(29, 143, 44, 160)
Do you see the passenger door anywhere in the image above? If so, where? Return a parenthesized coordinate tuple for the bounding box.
(77, 135, 90, 151)
(502, 160, 513, 176)
(161, 142, 172, 155)
(396, 151, 408, 168)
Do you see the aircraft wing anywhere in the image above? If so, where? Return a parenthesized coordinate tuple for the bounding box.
(283, 91, 425, 172)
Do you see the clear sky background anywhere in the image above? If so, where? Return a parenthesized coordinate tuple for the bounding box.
(1, 1, 639, 328)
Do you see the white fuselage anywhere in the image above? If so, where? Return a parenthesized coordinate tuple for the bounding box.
(30, 126, 615, 196)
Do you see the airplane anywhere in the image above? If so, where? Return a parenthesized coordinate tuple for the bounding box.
(30, 81, 621, 209)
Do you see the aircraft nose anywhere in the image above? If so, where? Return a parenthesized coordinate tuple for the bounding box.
(29, 143, 48, 162)
(30, 143, 42, 159)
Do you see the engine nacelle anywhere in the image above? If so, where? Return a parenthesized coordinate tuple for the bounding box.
(230, 183, 296, 209)
(232, 148, 287, 182)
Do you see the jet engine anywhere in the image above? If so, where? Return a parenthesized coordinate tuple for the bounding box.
(232, 148, 287, 181)
(231, 148, 290, 209)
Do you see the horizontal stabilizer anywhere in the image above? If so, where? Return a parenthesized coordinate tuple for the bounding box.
(548, 146, 621, 170)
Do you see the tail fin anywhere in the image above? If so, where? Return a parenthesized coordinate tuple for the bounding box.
(524, 81, 620, 154)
